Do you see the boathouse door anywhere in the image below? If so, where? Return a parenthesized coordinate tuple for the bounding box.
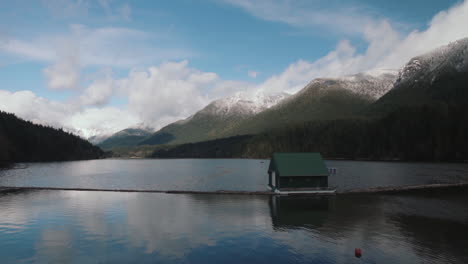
(272, 171, 276, 188)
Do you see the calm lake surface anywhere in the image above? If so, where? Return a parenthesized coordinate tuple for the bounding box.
(1, 159, 468, 263)
(1, 159, 468, 192)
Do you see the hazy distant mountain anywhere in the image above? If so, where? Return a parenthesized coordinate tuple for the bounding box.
(139, 92, 290, 145)
(88, 134, 112, 145)
(98, 127, 154, 150)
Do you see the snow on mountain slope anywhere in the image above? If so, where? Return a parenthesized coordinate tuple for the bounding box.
(112, 127, 153, 138)
(296, 69, 398, 100)
(88, 124, 153, 144)
(396, 37, 468, 88)
(193, 92, 290, 119)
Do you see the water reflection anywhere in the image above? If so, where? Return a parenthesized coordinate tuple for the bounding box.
(0, 190, 468, 263)
(269, 196, 330, 230)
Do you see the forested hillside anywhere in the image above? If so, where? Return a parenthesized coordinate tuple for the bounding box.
(139, 93, 289, 146)
(151, 104, 468, 162)
(0, 111, 103, 165)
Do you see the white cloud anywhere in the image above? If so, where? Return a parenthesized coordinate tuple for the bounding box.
(118, 61, 218, 129)
(43, 53, 80, 90)
(0, 90, 74, 128)
(253, 1, 468, 94)
(1, 24, 192, 68)
(0, 90, 140, 138)
(221, 0, 383, 36)
(377, 0, 468, 68)
(66, 107, 140, 138)
(0, 24, 194, 92)
(0, 60, 251, 138)
(80, 68, 115, 106)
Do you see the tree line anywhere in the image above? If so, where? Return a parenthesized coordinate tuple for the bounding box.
(0, 111, 103, 166)
(151, 104, 468, 162)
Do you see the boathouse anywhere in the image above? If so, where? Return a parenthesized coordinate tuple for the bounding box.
(268, 153, 329, 192)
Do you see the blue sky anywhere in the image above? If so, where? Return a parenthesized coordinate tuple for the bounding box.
(0, 0, 467, 137)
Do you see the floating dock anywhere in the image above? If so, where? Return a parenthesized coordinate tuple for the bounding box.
(1, 182, 467, 195)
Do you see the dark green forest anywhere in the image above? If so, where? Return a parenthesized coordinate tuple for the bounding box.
(0, 111, 103, 166)
(151, 104, 468, 162)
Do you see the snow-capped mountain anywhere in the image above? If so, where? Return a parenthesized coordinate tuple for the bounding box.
(112, 126, 154, 138)
(297, 69, 398, 100)
(370, 38, 468, 115)
(137, 70, 400, 146)
(395, 37, 468, 88)
(139, 92, 291, 146)
(218, 70, 398, 137)
(194, 92, 290, 119)
(87, 124, 154, 145)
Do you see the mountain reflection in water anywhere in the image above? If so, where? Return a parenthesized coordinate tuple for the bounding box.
(0, 190, 467, 263)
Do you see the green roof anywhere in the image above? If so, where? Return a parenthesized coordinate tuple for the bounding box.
(268, 153, 328, 177)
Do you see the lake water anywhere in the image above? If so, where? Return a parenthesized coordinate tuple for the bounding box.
(1, 190, 468, 263)
(1, 159, 468, 263)
(1, 159, 468, 192)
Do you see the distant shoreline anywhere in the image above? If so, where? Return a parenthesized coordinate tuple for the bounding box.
(102, 156, 468, 164)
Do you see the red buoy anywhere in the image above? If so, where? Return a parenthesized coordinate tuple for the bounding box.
(355, 248, 362, 258)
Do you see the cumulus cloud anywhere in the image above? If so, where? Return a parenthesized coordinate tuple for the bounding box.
(0, 60, 248, 138)
(43, 54, 80, 90)
(66, 107, 140, 138)
(253, 1, 468, 94)
(80, 68, 115, 106)
(118, 61, 219, 129)
(377, 0, 468, 68)
(0, 90, 74, 128)
(0, 90, 140, 138)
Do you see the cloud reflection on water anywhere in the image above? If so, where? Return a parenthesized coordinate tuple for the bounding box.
(0, 190, 468, 263)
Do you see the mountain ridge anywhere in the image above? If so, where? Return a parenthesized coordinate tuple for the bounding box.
(104, 38, 468, 154)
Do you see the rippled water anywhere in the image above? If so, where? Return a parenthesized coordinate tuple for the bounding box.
(1, 159, 468, 263)
(1, 159, 468, 191)
(0, 190, 467, 263)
